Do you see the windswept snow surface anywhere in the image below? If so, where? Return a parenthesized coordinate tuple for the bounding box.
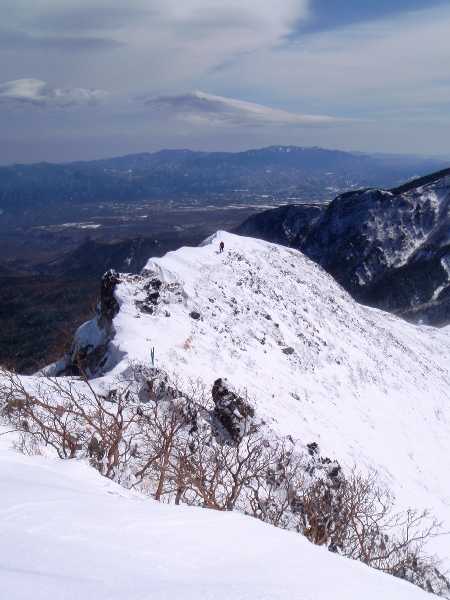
(2, 230, 450, 597)
(98, 231, 450, 557)
(0, 431, 433, 600)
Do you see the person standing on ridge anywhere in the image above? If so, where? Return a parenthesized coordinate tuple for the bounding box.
(219, 241, 224, 253)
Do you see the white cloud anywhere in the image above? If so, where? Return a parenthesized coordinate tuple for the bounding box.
(0, 79, 108, 107)
(145, 90, 341, 127)
(0, 1, 309, 93)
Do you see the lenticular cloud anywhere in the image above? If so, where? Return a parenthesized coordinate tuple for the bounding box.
(146, 90, 340, 127)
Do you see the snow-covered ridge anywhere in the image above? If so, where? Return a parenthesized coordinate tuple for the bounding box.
(62, 231, 450, 558)
(2, 230, 450, 597)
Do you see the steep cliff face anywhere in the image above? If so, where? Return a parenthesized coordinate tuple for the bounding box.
(236, 168, 450, 325)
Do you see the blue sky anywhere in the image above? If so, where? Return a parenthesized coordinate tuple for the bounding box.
(1, 0, 450, 164)
(295, 0, 449, 33)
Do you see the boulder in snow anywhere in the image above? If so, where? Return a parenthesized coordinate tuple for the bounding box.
(212, 377, 255, 442)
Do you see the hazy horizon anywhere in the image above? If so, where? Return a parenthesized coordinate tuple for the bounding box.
(2, 143, 450, 168)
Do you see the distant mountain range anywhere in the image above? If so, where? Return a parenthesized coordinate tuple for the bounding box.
(236, 168, 450, 326)
(1, 146, 448, 212)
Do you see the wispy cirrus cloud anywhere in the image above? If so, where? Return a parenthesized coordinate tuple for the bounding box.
(145, 91, 343, 128)
(0, 79, 108, 108)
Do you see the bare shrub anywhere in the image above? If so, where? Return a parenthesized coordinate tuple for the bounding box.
(172, 419, 277, 510)
(337, 469, 450, 596)
(290, 466, 450, 597)
(1, 364, 448, 597)
(1, 366, 142, 482)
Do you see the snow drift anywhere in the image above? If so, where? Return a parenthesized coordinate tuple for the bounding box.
(0, 430, 436, 600)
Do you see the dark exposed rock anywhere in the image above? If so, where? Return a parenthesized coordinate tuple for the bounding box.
(307, 442, 319, 456)
(212, 377, 255, 442)
(282, 347, 295, 355)
(98, 269, 121, 333)
(136, 277, 162, 314)
(189, 310, 201, 320)
(137, 303, 154, 314)
(72, 340, 110, 376)
(148, 278, 162, 290)
(328, 465, 341, 481)
(57, 269, 121, 377)
(147, 291, 160, 304)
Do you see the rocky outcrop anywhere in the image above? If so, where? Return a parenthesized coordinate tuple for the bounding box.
(55, 269, 121, 377)
(212, 378, 255, 442)
(135, 277, 162, 315)
(98, 270, 121, 332)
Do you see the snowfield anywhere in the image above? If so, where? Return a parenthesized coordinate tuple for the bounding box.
(0, 432, 434, 600)
(1, 230, 449, 597)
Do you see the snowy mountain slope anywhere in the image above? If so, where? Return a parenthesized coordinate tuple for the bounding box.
(61, 231, 450, 559)
(235, 168, 450, 325)
(0, 430, 435, 600)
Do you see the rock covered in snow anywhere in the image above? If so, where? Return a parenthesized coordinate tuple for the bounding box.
(52, 269, 121, 377)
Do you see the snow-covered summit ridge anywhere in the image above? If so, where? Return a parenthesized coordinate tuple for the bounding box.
(73, 231, 450, 547)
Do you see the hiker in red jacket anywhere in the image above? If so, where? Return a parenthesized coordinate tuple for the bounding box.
(219, 241, 224, 253)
